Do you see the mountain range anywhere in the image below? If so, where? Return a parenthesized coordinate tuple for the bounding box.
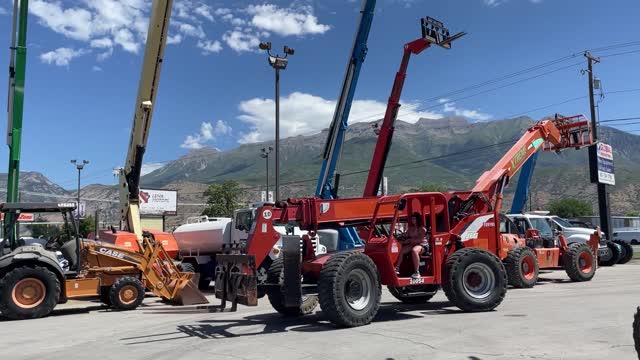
(3, 116, 639, 228)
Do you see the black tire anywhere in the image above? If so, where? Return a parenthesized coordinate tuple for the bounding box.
(0, 265, 60, 320)
(504, 247, 539, 289)
(615, 240, 633, 264)
(178, 262, 196, 273)
(266, 257, 318, 316)
(599, 241, 621, 267)
(318, 251, 381, 327)
(109, 277, 145, 311)
(388, 285, 438, 304)
(100, 286, 112, 307)
(633, 307, 640, 359)
(564, 243, 596, 282)
(442, 248, 507, 312)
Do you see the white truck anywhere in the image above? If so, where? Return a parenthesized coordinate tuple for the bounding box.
(173, 203, 333, 289)
(506, 212, 627, 266)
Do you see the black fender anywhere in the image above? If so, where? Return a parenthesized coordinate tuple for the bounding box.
(0, 246, 67, 300)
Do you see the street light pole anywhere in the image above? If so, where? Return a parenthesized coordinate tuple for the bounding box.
(70, 159, 89, 219)
(261, 146, 273, 198)
(259, 41, 294, 202)
(274, 67, 280, 202)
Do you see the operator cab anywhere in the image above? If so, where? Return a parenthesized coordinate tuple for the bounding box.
(1, 202, 82, 273)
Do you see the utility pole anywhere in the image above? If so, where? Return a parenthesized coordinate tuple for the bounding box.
(584, 51, 612, 240)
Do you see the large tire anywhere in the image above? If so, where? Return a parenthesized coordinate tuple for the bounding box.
(503, 247, 539, 289)
(599, 242, 621, 267)
(442, 248, 507, 312)
(109, 277, 145, 311)
(615, 240, 633, 264)
(564, 243, 596, 282)
(633, 307, 640, 359)
(388, 285, 438, 304)
(0, 265, 60, 320)
(318, 251, 381, 327)
(266, 257, 318, 316)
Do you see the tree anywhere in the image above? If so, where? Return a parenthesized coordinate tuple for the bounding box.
(202, 180, 242, 217)
(78, 215, 95, 237)
(547, 198, 593, 218)
(28, 216, 61, 239)
(410, 183, 447, 193)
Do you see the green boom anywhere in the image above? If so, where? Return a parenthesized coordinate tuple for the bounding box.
(5, 0, 29, 247)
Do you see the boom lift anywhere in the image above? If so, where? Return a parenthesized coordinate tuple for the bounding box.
(315, 0, 376, 250)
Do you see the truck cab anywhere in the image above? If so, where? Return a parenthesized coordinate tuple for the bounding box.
(507, 212, 616, 265)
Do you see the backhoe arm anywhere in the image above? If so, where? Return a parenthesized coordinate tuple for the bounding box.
(119, 0, 173, 239)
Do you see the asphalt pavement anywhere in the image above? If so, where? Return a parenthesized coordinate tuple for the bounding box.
(1, 262, 639, 360)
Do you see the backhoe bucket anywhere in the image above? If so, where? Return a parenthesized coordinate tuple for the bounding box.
(214, 253, 258, 308)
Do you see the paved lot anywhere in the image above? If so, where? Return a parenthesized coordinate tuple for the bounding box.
(2, 262, 639, 360)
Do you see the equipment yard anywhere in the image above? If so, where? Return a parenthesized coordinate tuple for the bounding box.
(3, 262, 638, 360)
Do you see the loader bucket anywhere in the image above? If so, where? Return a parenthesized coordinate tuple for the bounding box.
(173, 272, 209, 305)
(214, 253, 258, 307)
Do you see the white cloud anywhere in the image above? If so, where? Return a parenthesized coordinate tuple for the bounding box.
(176, 22, 205, 39)
(0, 6, 8, 15)
(197, 40, 223, 54)
(194, 4, 213, 21)
(222, 30, 261, 53)
(246, 4, 330, 36)
(484, 0, 507, 6)
(215, 120, 231, 135)
(181, 120, 232, 149)
(141, 162, 165, 176)
(237, 92, 442, 144)
(90, 37, 113, 48)
(441, 101, 491, 121)
(29, 1, 331, 59)
(40, 47, 86, 66)
(92, 65, 102, 71)
(30, 0, 93, 40)
(167, 34, 183, 45)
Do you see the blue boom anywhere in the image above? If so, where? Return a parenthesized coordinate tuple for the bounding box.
(510, 152, 539, 214)
(315, 0, 376, 250)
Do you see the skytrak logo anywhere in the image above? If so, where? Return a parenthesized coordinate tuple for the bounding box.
(510, 145, 527, 170)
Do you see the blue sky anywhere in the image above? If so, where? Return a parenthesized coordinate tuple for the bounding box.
(0, 0, 638, 189)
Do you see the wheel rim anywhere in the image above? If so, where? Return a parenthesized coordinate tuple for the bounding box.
(462, 263, 496, 300)
(12, 278, 46, 309)
(521, 255, 536, 280)
(119, 285, 138, 305)
(578, 251, 593, 273)
(344, 269, 371, 311)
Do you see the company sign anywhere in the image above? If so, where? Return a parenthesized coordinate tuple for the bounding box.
(596, 143, 615, 186)
(139, 189, 177, 215)
(0, 213, 34, 221)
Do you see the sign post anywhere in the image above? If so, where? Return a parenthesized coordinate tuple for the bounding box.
(139, 189, 178, 215)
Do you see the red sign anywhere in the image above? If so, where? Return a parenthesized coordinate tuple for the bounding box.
(0, 213, 35, 221)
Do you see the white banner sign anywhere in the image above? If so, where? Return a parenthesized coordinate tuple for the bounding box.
(139, 189, 177, 215)
(596, 143, 615, 186)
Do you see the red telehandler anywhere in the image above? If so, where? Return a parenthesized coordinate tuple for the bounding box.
(209, 20, 600, 328)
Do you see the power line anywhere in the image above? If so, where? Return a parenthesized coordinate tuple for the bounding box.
(599, 117, 640, 123)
